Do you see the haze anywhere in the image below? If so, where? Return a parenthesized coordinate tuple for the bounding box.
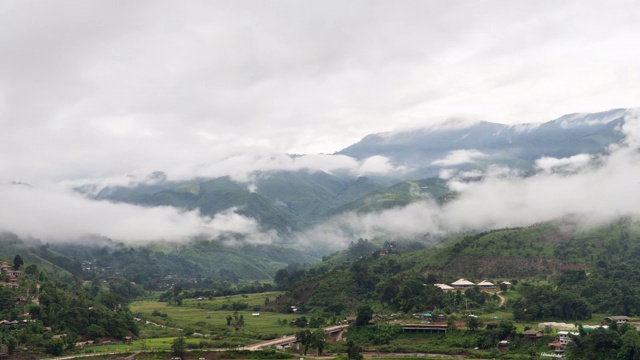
(1, 1, 639, 246)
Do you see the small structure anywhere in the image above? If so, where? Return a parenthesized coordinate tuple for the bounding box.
(524, 329, 543, 340)
(547, 341, 563, 352)
(402, 323, 448, 333)
(252, 313, 260, 317)
(557, 331, 578, 346)
(477, 280, 496, 289)
(451, 278, 475, 290)
(434, 283, 455, 292)
(604, 316, 630, 325)
(500, 281, 512, 289)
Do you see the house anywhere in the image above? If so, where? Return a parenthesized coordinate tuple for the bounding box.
(547, 341, 563, 352)
(477, 280, 496, 289)
(451, 278, 475, 290)
(524, 329, 543, 340)
(252, 313, 260, 317)
(500, 281, 512, 289)
(557, 331, 578, 346)
(604, 316, 630, 325)
(434, 283, 455, 292)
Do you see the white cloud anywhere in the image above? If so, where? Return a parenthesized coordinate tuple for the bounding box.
(1, 1, 640, 186)
(300, 111, 640, 250)
(0, 183, 273, 245)
(1, 1, 640, 247)
(535, 154, 592, 173)
(356, 155, 405, 175)
(431, 149, 489, 166)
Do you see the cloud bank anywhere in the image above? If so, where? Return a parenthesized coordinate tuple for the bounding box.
(299, 110, 640, 251)
(0, 183, 274, 245)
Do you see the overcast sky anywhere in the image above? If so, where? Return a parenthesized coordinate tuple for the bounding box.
(1, 0, 639, 185)
(1, 1, 640, 244)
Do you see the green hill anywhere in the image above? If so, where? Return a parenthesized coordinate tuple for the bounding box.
(325, 178, 453, 217)
(92, 171, 388, 234)
(0, 234, 322, 289)
(281, 218, 640, 316)
(0, 233, 76, 279)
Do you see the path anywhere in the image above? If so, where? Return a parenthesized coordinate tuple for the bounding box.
(32, 284, 41, 305)
(496, 291, 506, 307)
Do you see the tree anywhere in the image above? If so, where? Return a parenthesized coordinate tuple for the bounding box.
(171, 336, 186, 358)
(347, 340, 363, 360)
(45, 339, 65, 355)
(618, 329, 640, 360)
(310, 329, 327, 355)
(295, 329, 312, 355)
(13, 254, 23, 270)
(24, 264, 38, 276)
(466, 315, 483, 331)
(5, 335, 17, 355)
(172, 285, 183, 305)
(355, 305, 373, 326)
(226, 315, 233, 326)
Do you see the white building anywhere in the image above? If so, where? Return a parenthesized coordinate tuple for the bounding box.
(451, 278, 475, 290)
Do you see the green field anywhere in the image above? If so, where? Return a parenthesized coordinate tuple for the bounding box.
(130, 292, 307, 342)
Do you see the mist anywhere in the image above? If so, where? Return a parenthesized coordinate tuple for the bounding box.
(298, 110, 640, 252)
(0, 183, 274, 245)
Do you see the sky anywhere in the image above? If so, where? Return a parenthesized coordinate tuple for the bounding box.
(1, 1, 640, 245)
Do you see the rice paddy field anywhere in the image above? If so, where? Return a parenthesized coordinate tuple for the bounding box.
(129, 291, 305, 341)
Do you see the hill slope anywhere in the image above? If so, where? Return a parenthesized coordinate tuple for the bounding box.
(338, 108, 627, 177)
(282, 217, 640, 316)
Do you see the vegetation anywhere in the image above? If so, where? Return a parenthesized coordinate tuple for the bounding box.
(0, 255, 137, 357)
(5, 216, 640, 358)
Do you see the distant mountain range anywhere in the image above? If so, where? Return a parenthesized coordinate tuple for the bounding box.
(338, 108, 627, 177)
(87, 108, 629, 235)
(4, 108, 635, 283)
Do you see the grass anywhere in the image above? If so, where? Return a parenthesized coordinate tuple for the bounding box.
(130, 292, 307, 341)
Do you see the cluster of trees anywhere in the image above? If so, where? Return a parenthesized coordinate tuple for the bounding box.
(511, 283, 592, 321)
(471, 319, 517, 349)
(225, 312, 245, 329)
(294, 329, 326, 355)
(0, 256, 138, 356)
(282, 241, 500, 316)
(567, 323, 640, 360)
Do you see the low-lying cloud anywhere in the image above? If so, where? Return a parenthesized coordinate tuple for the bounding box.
(0, 183, 274, 245)
(299, 110, 640, 251)
(431, 149, 489, 166)
(535, 153, 592, 173)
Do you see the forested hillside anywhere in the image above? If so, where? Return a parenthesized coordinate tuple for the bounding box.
(279, 218, 640, 317)
(0, 234, 322, 289)
(0, 255, 138, 356)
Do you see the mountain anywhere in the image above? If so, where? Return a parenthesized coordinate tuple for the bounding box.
(325, 177, 452, 217)
(85, 108, 632, 242)
(281, 217, 640, 316)
(0, 233, 322, 287)
(337, 108, 627, 177)
(92, 171, 390, 234)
